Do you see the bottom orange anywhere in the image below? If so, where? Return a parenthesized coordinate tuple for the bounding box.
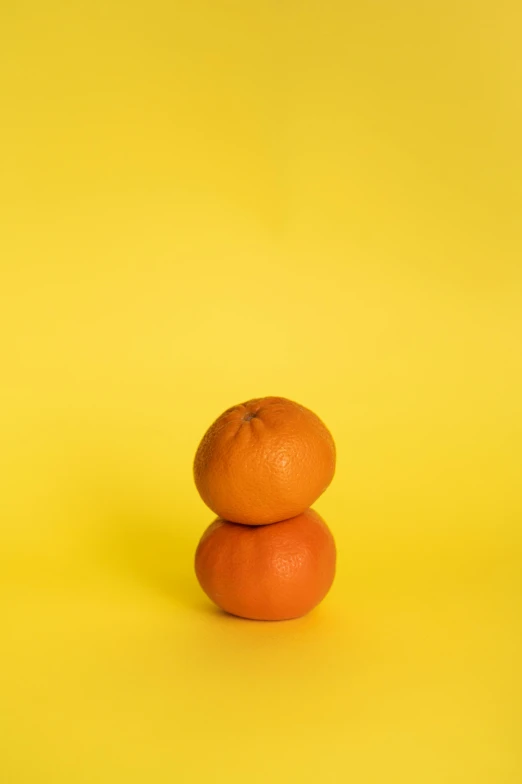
(195, 508, 336, 621)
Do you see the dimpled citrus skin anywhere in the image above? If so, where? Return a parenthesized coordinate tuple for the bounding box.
(193, 397, 336, 525)
(195, 508, 336, 621)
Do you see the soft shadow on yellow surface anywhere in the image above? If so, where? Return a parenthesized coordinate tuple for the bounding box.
(1, 1, 521, 782)
(91, 500, 203, 607)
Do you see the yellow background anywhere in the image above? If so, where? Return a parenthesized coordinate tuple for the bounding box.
(1, 2, 521, 781)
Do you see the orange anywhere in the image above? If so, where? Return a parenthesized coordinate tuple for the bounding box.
(193, 396, 336, 525)
(194, 508, 336, 621)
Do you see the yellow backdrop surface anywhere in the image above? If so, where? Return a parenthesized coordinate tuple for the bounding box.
(1, 2, 521, 782)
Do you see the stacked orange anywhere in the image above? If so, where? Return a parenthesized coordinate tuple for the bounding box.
(193, 397, 336, 621)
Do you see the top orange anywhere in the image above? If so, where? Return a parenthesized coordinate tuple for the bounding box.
(194, 397, 335, 525)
